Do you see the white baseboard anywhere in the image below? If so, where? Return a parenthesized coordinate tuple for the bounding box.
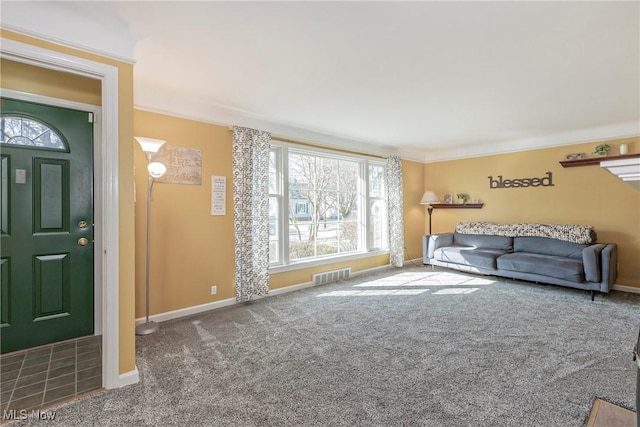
(354, 264, 395, 276)
(135, 298, 237, 325)
(267, 263, 395, 297)
(135, 288, 320, 327)
(118, 368, 139, 388)
(612, 284, 640, 294)
(136, 263, 396, 326)
(137, 271, 640, 329)
(268, 280, 315, 296)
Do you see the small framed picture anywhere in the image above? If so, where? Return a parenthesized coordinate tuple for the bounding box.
(565, 152, 586, 160)
(443, 193, 453, 204)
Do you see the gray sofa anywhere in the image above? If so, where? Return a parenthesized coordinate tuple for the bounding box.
(422, 222, 617, 300)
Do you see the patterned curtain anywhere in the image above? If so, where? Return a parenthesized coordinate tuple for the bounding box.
(386, 156, 404, 267)
(232, 126, 271, 301)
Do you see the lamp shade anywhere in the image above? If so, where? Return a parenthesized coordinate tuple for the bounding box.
(420, 191, 439, 204)
(135, 137, 166, 159)
(147, 161, 167, 178)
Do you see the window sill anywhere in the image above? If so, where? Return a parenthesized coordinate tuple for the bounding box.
(269, 250, 390, 274)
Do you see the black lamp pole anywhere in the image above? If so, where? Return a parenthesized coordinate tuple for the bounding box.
(427, 206, 434, 234)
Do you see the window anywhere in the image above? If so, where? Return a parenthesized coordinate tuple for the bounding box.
(0, 116, 67, 151)
(295, 202, 308, 215)
(269, 142, 388, 268)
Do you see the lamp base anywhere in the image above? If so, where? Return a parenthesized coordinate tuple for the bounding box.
(135, 321, 160, 336)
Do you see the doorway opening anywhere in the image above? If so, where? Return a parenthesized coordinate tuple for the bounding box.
(1, 36, 123, 390)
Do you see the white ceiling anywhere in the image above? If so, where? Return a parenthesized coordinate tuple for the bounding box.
(2, 1, 639, 162)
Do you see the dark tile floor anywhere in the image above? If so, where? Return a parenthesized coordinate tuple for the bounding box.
(0, 335, 102, 415)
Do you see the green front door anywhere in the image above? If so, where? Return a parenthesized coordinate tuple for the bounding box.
(0, 97, 94, 354)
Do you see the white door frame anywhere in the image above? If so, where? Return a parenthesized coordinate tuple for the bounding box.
(1, 37, 123, 389)
(1, 88, 103, 335)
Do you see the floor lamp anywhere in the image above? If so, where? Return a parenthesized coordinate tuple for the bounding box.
(420, 191, 439, 235)
(135, 137, 167, 336)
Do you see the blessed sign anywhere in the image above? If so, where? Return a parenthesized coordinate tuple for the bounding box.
(488, 171, 554, 189)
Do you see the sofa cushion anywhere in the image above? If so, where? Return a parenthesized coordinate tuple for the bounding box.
(497, 253, 584, 282)
(453, 233, 513, 251)
(433, 246, 507, 270)
(513, 237, 587, 259)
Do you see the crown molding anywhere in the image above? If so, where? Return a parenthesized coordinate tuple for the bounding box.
(1, 24, 135, 64)
(135, 89, 640, 165)
(135, 85, 433, 162)
(423, 121, 640, 163)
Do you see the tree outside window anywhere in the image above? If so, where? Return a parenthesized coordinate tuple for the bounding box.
(269, 144, 388, 266)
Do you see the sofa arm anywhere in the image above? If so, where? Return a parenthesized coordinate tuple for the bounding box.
(423, 233, 454, 262)
(599, 243, 617, 293)
(583, 244, 605, 283)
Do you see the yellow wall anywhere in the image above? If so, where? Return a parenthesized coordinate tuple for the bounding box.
(1, 30, 137, 374)
(1, 59, 101, 106)
(403, 159, 425, 261)
(425, 137, 640, 287)
(134, 110, 406, 314)
(139, 109, 640, 312)
(134, 110, 237, 310)
(6, 29, 636, 380)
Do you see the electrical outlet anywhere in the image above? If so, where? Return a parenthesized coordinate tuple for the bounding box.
(210, 285, 217, 295)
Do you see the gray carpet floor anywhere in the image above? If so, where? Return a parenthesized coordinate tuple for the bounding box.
(7, 265, 640, 426)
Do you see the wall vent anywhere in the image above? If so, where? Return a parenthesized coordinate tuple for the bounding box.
(313, 267, 351, 286)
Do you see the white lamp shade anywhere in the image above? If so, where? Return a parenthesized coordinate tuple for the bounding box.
(135, 137, 166, 159)
(147, 161, 167, 178)
(420, 191, 439, 204)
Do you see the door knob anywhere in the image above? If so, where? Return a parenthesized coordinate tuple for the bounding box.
(78, 237, 89, 246)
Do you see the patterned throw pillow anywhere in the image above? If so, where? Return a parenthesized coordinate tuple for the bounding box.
(455, 222, 596, 244)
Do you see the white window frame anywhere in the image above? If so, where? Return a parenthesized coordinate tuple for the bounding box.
(366, 159, 389, 252)
(269, 147, 284, 265)
(269, 141, 389, 273)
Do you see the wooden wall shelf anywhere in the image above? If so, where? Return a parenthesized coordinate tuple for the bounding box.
(559, 153, 640, 168)
(430, 203, 483, 209)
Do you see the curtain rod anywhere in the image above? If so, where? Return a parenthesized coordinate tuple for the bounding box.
(227, 127, 387, 159)
(271, 136, 386, 159)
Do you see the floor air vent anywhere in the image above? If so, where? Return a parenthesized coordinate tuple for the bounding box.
(313, 268, 351, 286)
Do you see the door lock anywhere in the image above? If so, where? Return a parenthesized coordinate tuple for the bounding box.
(78, 237, 89, 246)
(78, 220, 88, 229)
